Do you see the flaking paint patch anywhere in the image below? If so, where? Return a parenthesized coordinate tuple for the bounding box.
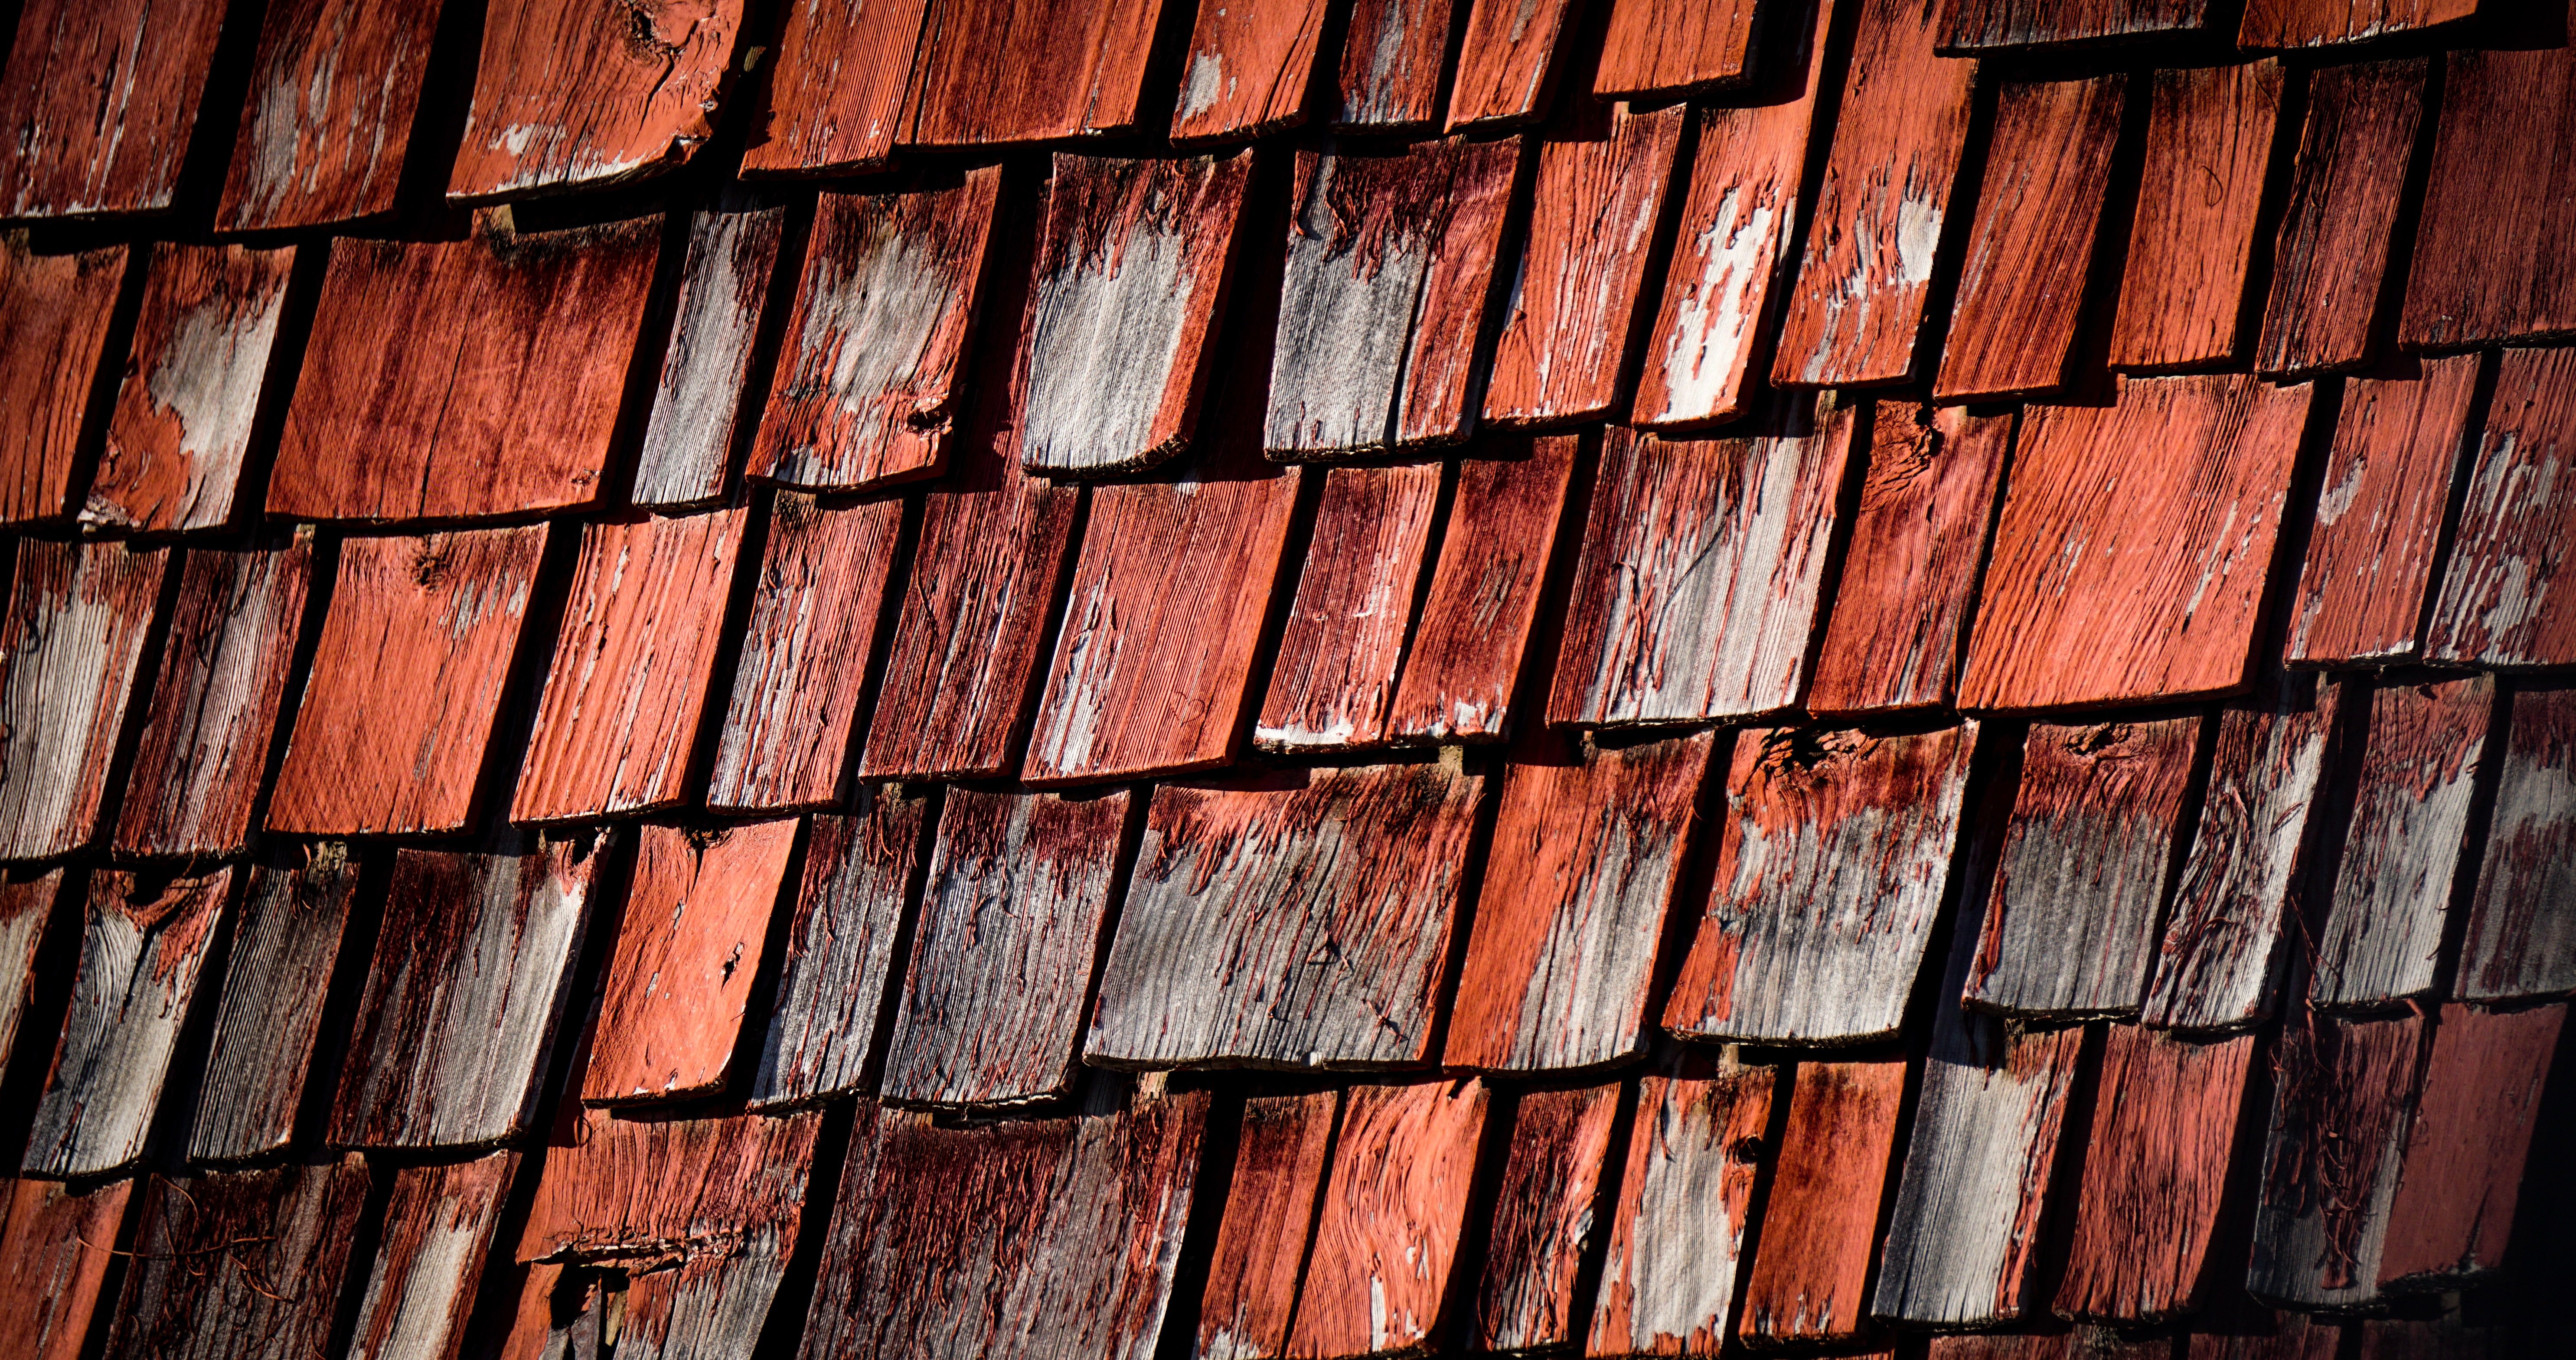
(1652, 191, 1777, 421)
(1022, 230, 1196, 469)
(359, 1215, 482, 1360)
(767, 224, 961, 484)
(1179, 51, 1228, 121)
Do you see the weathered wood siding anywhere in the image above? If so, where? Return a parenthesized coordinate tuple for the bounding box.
(0, 873, 56, 1073)
(346, 1153, 518, 1360)
(1588, 1055, 1776, 1357)
(447, 0, 745, 199)
(2285, 357, 2480, 666)
(1169, 0, 1330, 145)
(748, 790, 929, 1107)
(1332, 0, 1459, 133)
(1286, 1078, 1490, 1358)
(1475, 1083, 1620, 1352)
(1445, 0, 1578, 130)
(2239, 0, 2477, 46)
(1385, 436, 1578, 743)
(0, 240, 126, 525)
(187, 850, 358, 1163)
(633, 207, 787, 508)
(1593, 0, 1761, 100)
(90, 243, 295, 532)
(2247, 1014, 2422, 1309)
(0, 539, 168, 859)
(2110, 62, 2283, 371)
(1256, 462, 1444, 752)
(104, 1156, 371, 1360)
(2423, 346, 2576, 669)
(2312, 675, 2491, 1008)
(0, 1176, 133, 1360)
(2458, 684, 2576, 1000)
(219, 0, 447, 230)
(1941, 0, 2217, 47)
(0, 0, 226, 219)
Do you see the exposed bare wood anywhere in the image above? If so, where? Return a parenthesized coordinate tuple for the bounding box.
(187, 850, 359, 1163)
(1255, 462, 1444, 752)
(633, 207, 786, 508)
(0, 873, 56, 1072)
(2312, 675, 2491, 1008)
(1169, 0, 1331, 144)
(0, 1175, 132, 1360)
(220, 0, 447, 229)
(1939, 0, 2219, 48)
(0, 539, 168, 860)
(114, 545, 309, 857)
(1385, 436, 1578, 743)
(2248, 1014, 2422, 1309)
(1332, 0, 1459, 133)
(2284, 357, 2480, 666)
(1738, 1060, 1906, 1347)
(1476, 1083, 1619, 1352)
(741, 0, 928, 176)
(448, 0, 745, 200)
(2256, 59, 2424, 377)
(346, 1153, 518, 1360)
(0, 239, 125, 525)
(2423, 346, 2576, 669)
(104, 1157, 371, 1360)
(1446, 0, 1579, 131)
(2111, 62, 2284, 372)
(2458, 685, 2576, 1001)
(2239, 0, 2478, 46)
(1197, 1090, 1340, 1360)
(1589, 1054, 1776, 1357)
(901, 0, 1169, 146)
(2379, 1003, 2563, 1289)
(2400, 42, 2576, 348)
(0, 0, 226, 219)
(748, 789, 930, 1108)
(1286, 1078, 1490, 1358)
(2054, 1026, 2256, 1322)
(88, 243, 295, 532)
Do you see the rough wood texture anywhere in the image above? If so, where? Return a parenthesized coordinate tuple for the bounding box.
(346, 1152, 517, 1360)
(1632, 0, 1832, 430)
(1385, 436, 1578, 742)
(115, 547, 307, 857)
(1959, 375, 2312, 711)
(0, 240, 125, 525)
(1937, 75, 2125, 401)
(0, 1176, 132, 1360)
(2458, 685, 2576, 1001)
(1087, 763, 1482, 1070)
(511, 509, 748, 824)
(0, 539, 168, 860)
(2248, 1014, 2422, 1308)
(1012, 151, 1253, 475)
(2181, 1311, 2338, 1360)
(187, 849, 358, 1162)
(1485, 104, 1688, 426)
(1738, 1060, 1906, 1346)
(1773, 0, 1976, 387)
(634, 207, 787, 508)
(1939, 0, 2217, 47)
(1255, 462, 1444, 752)
(89, 243, 295, 532)
(220, 0, 447, 229)
(1286, 1078, 1489, 1358)
(2255, 59, 2423, 377)
(1665, 724, 1976, 1046)
(2313, 675, 2491, 1008)
(1589, 1055, 1776, 1357)
(1809, 404, 2010, 714)
(882, 789, 1130, 1108)
(1169, 0, 1330, 144)
(800, 1089, 1209, 1360)
(583, 820, 799, 1104)
(901, 0, 1167, 146)
(709, 494, 903, 811)
(1967, 717, 2201, 1020)
(2380, 1003, 2560, 1288)
(2143, 684, 2335, 1031)
(269, 525, 545, 835)
(2239, 0, 2477, 45)
(753, 173, 1001, 492)
(2111, 62, 2284, 372)
(1021, 432, 1300, 784)
(1549, 407, 1858, 726)
(2285, 357, 2479, 666)
(2400, 42, 2576, 349)
(1197, 1089, 1339, 1360)
(1332, 0, 1459, 133)
(2423, 346, 2576, 669)
(1264, 137, 1522, 457)
(448, 0, 744, 199)
(1446, 0, 1579, 131)
(1594, 0, 1761, 99)
(104, 1158, 370, 1360)
(330, 840, 601, 1149)
(2054, 1026, 2256, 1322)
(520, 1108, 822, 1262)
(1476, 1083, 1620, 1351)
(748, 789, 928, 1107)
(741, 0, 928, 176)
(0, 873, 55, 1073)
(271, 222, 660, 521)
(1446, 731, 1715, 1072)
(0, 0, 226, 219)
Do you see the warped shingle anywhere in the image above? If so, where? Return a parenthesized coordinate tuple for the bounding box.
(1936, 74, 2125, 402)
(2378, 1003, 2563, 1289)
(1665, 724, 1976, 1047)
(1475, 1084, 1621, 1352)
(1772, 0, 1975, 388)
(186, 849, 358, 1163)
(1959, 375, 2312, 711)
(0, 1175, 131, 1360)
(1265, 137, 1522, 457)
(1809, 404, 2011, 715)
(2285, 357, 2481, 667)
(2240, 0, 2478, 46)
(1333, 0, 1458, 133)
(2400, 42, 2576, 348)
(268, 526, 545, 836)
(2256, 59, 2425, 377)
(582, 820, 800, 1105)
(752, 172, 1001, 492)
(633, 205, 787, 509)
(1738, 1060, 1906, 1347)
(1966, 716, 2202, 1021)
(0, 539, 167, 861)
(511, 509, 749, 825)
(220, 0, 447, 229)
(1169, 0, 1330, 144)
(709, 493, 904, 812)
(448, 0, 744, 200)
(1484, 104, 1688, 427)
(1549, 405, 1858, 727)
(883, 789, 1130, 1108)
(901, 0, 1168, 146)
(270, 222, 660, 522)
(1588, 1053, 1776, 1356)
(0, 872, 55, 1072)
(1255, 461, 1444, 752)
(2312, 675, 2491, 1009)
(1087, 763, 1482, 1070)
(1286, 1078, 1489, 1358)
(2248, 1014, 2422, 1309)
(2457, 684, 2576, 1001)
(345, 1152, 517, 1360)
(88, 243, 295, 532)
(103, 1158, 370, 1360)
(800, 1088, 1209, 1360)
(2110, 62, 2283, 372)
(748, 789, 929, 1108)
(0, 239, 124, 525)
(329, 838, 601, 1149)
(1385, 436, 1577, 743)
(1593, 0, 1761, 100)
(1446, 0, 1579, 131)
(2054, 1026, 2256, 1322)
(1939, 0, 2219, 48)
(1195, 1090, 1339, 1360)
(23, 867, 230, 1177)
(741, 0, 926, 176)
(1446, 730, 1716, 1072)
(0, 0, 225, 219)
(2423, 346, 2576, 669)
(1012, 151, 1253, 476)
(1632, 0, 1832, 430)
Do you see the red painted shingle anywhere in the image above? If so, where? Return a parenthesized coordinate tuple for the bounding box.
(88, 243, 296, 533)
(2379, 1003, 2563, 1289)
(2239, 0, 2480, 50)
(2285, 356, 2480, 667)
(742, 0, 926, 176)
(1286, 1078, 1490, 1358)
(0, 240, 126, 526)
(220, 0, 447, 229)
(1168, 0, 1330, 145)
(2055, 1026, 2257, 1322)
(1738, 1060, 1905, 1346)
(1475, 1083, 1619, 1351)
(633, 206, 788, 509)
(2400, 41, 2576, 349)
(2423, 346, 2576, 669)
(0, 538, 168, 860)
(1593, 0, 1763, 101)
(1939, 0, 2219, 49)
(447, 0, 744, 200)
(1333, 0, 1459, 133)
(0, 0, 226, 219)
(2255, 59, 2425, 378)
(1589, 1054, 1776, 1355)
(1256, 460, 1443, 753)
(2456, 683, 2576, 1001)
(746, 789, 929, 1107)
(1446, 0, 1580, 132)
(2110, 62, 2284, 373)
(103, 1158, 371, 1360)
(1384, 435, 1578, 743)
(2312, 675, 2491, 1008)
(2248, 1014, 2423, 1308)
(346, 1153, 518, 1360)
(1197, 1090, 1340, 1359)
(901, 0, 1168, 146)
(0, 1176, 132, 1360)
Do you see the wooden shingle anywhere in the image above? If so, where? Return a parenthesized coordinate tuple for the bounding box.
(0, 872, 56, 1073)
(1286, 1078, 1490, 1358)
(1333, 0, 1458, 133)
(0, 240, 125, 526)
(1256, 461, 1444, 752)
(447, 0, 744, 200)
(1475, 1084, 1619, 1352)
(186, 849, 359, 1163)
(2110, 62, 2283, 373)
(901, 0, 1168, 146)
(2378, 1003, 2563, 1289)
(1446, 0, 1580, 131)
(2400, 42, 2576, 349)
(0, 539, 168, 860)
(0, 1176, 132, 1360)
(2054, 1026, 2256, 1322)
(103, 1158, 371, 1360)
(1588, 1054, 1777, 1356)
(2285, 357, 2481, 667)
(2423, 346, 2576, 669)
(2256, 60, 2426, 378)
(2458, 684, 2576, 1002)
(345, 1152, 518, 1360)
(633, 206, 787, 509)
(2312, 675, 2491, 1009)
(1384, 436, 1578, 743)
(220, 0, 447, 230)
(88, 243, 295, 532)
(0, 0, 225, 219)
(519, 1108, 823, 1262)
(1593, 0, 1763, 101)
(115, 545, 308, 858)
(1169, 0, 1330, 145)
(1738, 1060, 1906, 1347)
(2248, 1014, 2422, 1309)
(747, 789, 929, 1108)
(1939, 0, 2220, 49)
(1196, 1089, 1340, 1359)
(741, 0, 927, 176)
(2239, 0, 2478, 46)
